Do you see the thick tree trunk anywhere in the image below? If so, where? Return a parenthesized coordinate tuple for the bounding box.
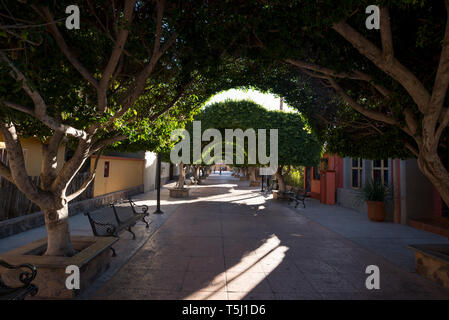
(417, 151, 449, 208)
(275, 166, 286, 193)
(42, 199, 75, 256)
(176, 163, 185, 189)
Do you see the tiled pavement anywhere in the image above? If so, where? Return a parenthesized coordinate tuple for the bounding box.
(90, 173, 449, 300)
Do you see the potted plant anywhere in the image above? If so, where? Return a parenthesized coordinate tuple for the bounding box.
(359, 179, 390, 222)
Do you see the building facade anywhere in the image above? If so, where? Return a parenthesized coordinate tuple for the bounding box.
(305, 154, 449, 236)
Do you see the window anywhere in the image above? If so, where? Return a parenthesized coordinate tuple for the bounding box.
(351, 158, 363, 189)
(104, 161, 110, 178)
(372, 159, 389, 184)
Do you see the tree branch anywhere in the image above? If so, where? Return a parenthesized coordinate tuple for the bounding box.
(432, 0, 449, 117)
(108, 3, 178, 126)
(332, 20, 430, 112)
(66, 151, 102, 202)
(51, 139, 91, 194)
(40, 131, 65, 190)
(0, 53, 88, 139)
(327, 77, 399, 126)
(286, 59, 392, 97)
(0, 122, 45, 205)
(89, 135, 128, 156)
(379, 7, 394, 62)
(0, 160, 13, 183)
(97, 0, 136, 112)
(285, 59, 369, 80)
(38, 7, 99, 89)
(405, 142, 419, 157)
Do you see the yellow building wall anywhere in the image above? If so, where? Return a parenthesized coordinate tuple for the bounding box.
(91, 156, 144, 197)
(0, 134, 65, 177)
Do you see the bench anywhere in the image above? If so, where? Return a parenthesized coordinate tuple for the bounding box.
(287, 188, 308, 208)
(0, 260, 38, 300)
(263, 178, 277, 194)
(84, 198, 150, 256)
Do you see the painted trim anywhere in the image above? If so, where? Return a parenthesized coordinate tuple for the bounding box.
(90, 155, 145, 162)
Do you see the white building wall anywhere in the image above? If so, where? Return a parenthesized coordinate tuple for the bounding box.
(143, 151, 179, 192)
(143, 152, 157, 192)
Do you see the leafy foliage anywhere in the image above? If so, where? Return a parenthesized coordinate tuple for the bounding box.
(184, 99, 322, 167)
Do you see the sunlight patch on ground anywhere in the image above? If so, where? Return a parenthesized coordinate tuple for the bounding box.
(183, 235, 288, 300)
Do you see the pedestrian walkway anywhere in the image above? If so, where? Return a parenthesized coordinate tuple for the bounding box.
(89, 172, 449, 300)
(297, 199, 449, 272)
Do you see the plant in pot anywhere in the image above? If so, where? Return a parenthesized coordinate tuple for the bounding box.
(359, 179, 391, 222)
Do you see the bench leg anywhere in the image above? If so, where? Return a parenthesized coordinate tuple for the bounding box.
(110, 247, 117, 257)
(127, 226, 136, 240)
(142, 216, 150, 228)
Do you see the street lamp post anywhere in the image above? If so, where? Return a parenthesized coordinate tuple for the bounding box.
(153, 153, 163, 214)
(261, 173, 264, 192)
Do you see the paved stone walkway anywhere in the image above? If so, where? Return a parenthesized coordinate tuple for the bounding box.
(91, 173, 449, 300)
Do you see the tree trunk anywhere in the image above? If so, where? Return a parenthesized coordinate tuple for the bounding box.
(417, 151, 449, 208)
(249, 167, 256, 183)
(275, 166, 286, 193)
(193, 166, 198, 181)
(176, 163, 185, 189)
(42, 199, 75, 256)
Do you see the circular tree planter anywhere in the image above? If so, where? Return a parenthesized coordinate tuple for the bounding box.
(272, 190, 290, 200)
(408, 244, 449, 290)
(169, 188, 190, 198)
(366, 200, 386, 222)
(0, 236, 117, 299)
(249, 181, 261, 187)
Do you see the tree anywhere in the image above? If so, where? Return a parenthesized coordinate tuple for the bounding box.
(0, 0, 207, 256)
(190, 0, 449, 206)
(185, 100, 322, 192)
(244, 0, 449, 204)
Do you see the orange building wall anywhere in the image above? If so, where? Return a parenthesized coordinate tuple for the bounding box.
(91, 156, 144, 197)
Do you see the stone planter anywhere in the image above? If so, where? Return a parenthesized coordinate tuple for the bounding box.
(169, 188, 190, 198)
(249, 181, 261, 187)
(408, 244, 449, 290)
(0, 236, 117, 299)
(272, 190, 289, 200)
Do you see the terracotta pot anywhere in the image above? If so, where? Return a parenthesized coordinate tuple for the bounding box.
(366, 200, 385, 222)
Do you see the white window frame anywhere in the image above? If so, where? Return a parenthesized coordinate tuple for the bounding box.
(351, 158, 363, 189)
(371, 159, 389, 185)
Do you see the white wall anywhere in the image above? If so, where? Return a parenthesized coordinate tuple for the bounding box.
(143, 152, 157, 192)
(143, 151, 178, 192)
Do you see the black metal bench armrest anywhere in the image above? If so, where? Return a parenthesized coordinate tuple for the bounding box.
(0, 260, 38, 300)
(128, 198, 149, 215)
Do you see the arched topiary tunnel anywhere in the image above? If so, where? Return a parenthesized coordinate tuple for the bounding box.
(1, 1, 448, 256)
